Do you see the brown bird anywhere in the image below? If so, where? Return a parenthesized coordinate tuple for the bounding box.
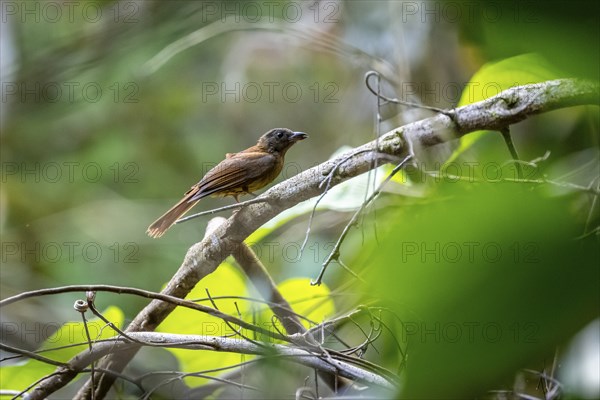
(147, 128, 308, 238)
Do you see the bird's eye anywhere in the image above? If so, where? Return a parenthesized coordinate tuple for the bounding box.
(276, 131, 284, 138)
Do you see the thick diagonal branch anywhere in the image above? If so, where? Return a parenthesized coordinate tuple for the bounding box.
(31, 78, 598, 400)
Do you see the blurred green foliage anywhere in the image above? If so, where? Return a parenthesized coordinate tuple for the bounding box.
(454, 0, 600, 80)
(359, 183, 599, 397)
(1, 0, 598, 398)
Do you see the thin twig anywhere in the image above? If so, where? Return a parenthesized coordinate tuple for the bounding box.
(335, 258, 366, 283)
(500, 127, 523, 179)
(175, 197, 269, 224)
(0, 343, 66, 367)
(78, 306, 95, 400)
(87, 300, 145, 345)
(141, 370, 260, 400)
(1, 285, 289, 348)
(226, 229, 307, 335)
(364, 71, 448, 114)
(205, 288, 267, 349)
(312, 155, 413, 286)
(224, 228, 346, 391)
(422, 171, 600, 196)
(32, 78, 600, 399)
(300, 149, 373, 255)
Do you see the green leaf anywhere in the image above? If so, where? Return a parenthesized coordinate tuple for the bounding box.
(0, 306, 125, 392)
(361, 183, 599, 398)
(253, 278, 335, 344)
(458, 53, 563, 107)
(276, 278, 335, 328)
(156, 262, 250, 387)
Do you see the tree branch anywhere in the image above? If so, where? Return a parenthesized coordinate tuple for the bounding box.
(32, 78, 598, 399)
(30, 331, 396, 399)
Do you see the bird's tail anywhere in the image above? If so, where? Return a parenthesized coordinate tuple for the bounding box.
(147, 187, 200, 238)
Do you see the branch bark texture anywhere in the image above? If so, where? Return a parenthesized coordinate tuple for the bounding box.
(33, 78, 598, 399)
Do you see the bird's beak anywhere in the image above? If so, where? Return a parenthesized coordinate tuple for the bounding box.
(292, 132, 308, 141)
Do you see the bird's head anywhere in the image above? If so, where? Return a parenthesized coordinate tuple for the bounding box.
(258, 128, 308, 154)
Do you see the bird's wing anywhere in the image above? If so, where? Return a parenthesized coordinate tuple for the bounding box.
(189, 152, 276, 201)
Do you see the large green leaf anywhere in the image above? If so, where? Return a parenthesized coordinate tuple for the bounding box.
(266, 278, 335, 331)
(0, 306, 124, 393)
(156, 262, 249, 387)
(361, 183, 599, 398)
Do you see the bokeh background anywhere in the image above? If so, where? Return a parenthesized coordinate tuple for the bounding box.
(1, 1, 599, 398)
